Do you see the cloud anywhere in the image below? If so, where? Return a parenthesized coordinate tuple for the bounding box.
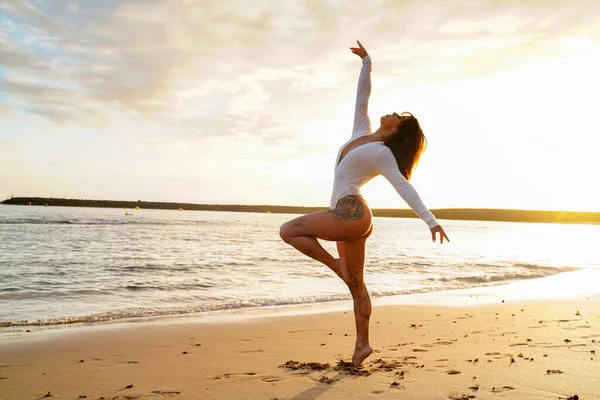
(0, 141, 14, 151)
(1, 0, 599, 145)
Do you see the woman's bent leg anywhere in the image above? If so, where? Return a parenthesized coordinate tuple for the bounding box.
(279, 196, 372, 279)
(280, 223, 337, 271)
(337, 236, 373, 367)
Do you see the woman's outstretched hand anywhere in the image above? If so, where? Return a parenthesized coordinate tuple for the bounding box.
(430, 225, 450, 244)
(350, 40, 369, 59)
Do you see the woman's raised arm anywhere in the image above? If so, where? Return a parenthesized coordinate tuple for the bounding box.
(350, 41, 372, 138)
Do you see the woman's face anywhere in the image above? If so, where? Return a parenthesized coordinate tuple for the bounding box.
(381, 112, 410, 130)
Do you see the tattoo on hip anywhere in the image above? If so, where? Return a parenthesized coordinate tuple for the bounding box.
(329, 196, 365, 221)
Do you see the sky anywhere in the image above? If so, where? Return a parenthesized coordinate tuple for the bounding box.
(1, 0, 599, 211)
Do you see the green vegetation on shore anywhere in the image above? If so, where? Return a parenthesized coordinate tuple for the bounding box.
(2, 197, 599, 225)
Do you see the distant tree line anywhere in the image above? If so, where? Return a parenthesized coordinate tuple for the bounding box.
(2, 197, 599, 225)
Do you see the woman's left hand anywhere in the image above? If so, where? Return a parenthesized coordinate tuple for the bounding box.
(350, 40, 369, 59)
(430, 225, 450, 244)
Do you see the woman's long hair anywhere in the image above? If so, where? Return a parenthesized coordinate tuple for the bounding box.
(383, 112, 427, 180)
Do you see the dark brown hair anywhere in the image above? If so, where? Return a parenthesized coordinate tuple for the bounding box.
(383, 112, 427, 180)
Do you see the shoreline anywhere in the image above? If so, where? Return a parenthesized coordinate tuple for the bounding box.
(3, 269, 599, 345)
(2, 199, 599, 225)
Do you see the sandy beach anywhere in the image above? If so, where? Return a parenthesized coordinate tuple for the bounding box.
(3, 1, 600, 399)
(1, 288, 598, 400)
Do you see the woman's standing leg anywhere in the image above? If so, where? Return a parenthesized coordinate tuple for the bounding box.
(337, 231, 373, 367)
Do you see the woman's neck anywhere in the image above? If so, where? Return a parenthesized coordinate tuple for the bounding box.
(371, 126, 395, 141)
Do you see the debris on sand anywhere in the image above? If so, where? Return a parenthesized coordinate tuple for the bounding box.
(448, 393, 475, 400)
(333, 360, 370, 376)
(371, 358, 405, 372)
(279, 360, 330, 370)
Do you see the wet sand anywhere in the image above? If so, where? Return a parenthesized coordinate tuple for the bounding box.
(1, 294, 599, 399)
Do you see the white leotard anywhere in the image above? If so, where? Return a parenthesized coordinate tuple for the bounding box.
(329, 55, 438, 229)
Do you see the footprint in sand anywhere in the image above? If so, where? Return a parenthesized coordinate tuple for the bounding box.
(565, 325, 591, 330)
(261, 376, 283, 383)
(448, 392, 476, 399)
(371, 384, 404, 395)
(149, 391, 182, 398)
(235, 349, 264, 353)
(105, 391, 181, 399)
(288, 329, 325, 334)
(214, 372, 258, 379)
(491, 386, 515, 393)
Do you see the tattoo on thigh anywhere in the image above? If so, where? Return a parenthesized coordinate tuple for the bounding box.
(328, 196, 365, 221)
(291, 217, 306, 228)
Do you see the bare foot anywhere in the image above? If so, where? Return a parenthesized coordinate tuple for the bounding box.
(352, 345, 373, 368)
(333, 257, 349, 284)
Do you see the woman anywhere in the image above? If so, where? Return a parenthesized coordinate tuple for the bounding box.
(279, 41, 450, 368)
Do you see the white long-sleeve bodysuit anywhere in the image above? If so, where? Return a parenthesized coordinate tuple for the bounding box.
(329, 55, 438, 229)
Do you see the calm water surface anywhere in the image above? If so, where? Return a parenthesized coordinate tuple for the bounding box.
(1, 205, 598, 328)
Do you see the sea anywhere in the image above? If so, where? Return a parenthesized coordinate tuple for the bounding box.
(1, 204, 599, 332)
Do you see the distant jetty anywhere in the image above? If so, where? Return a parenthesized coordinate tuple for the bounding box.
(2, 197, 599, 225)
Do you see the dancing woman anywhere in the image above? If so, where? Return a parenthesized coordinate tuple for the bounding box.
(279, 41, 449, 368)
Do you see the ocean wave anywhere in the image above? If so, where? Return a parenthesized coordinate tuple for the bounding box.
(430, 264, 577, 285)
(103, 265, 193, 274)
(0, 218, 228, 226)
(0, 267, 580, 328)
(0, 260, 583, 329)
(124, 282, 216, 291)
(0, 218, 127, 225)
(65, 219, 127, 225)
(0, 294, 351, 327)
(0, 288, 112, 301)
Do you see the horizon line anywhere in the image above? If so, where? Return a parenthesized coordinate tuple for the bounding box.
(2, 196, 599, 215)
